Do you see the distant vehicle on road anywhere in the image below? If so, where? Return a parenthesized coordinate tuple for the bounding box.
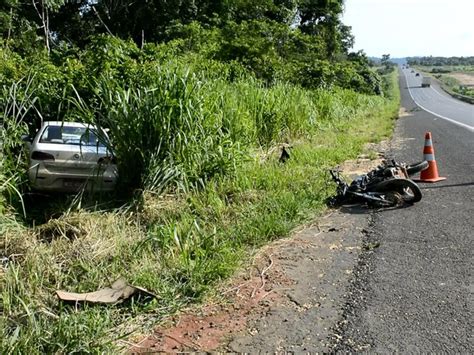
(411, 70, 415, 73)
(22, 121, 118, 192)
(415, 73, 420, 77)
(421, 77, 431, 88)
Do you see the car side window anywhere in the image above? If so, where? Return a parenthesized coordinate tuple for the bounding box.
(40, 126, 64, 143)
(80, 130, 99, 146)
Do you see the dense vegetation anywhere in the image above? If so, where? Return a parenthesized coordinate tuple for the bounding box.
(407, 56, 474, 66)
(1, 0, 400, 352)
(1, 0, 383, 92)
(1, 0, 390, 200)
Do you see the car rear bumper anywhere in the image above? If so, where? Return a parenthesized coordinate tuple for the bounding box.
(28, 164, 118, 193)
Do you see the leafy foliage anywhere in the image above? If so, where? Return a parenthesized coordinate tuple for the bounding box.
(0, 0, 382, 94)
(0, 26, 396, 202)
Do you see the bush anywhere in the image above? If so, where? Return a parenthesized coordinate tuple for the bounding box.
(431, 67, 451, 73)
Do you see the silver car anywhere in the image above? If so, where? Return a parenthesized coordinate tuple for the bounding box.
(23, 121, 118, 192)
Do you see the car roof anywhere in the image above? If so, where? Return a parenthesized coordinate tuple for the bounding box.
(42, 121, 95, 128)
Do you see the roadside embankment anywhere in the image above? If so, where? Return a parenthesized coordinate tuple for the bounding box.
(0, 67, 399, 353)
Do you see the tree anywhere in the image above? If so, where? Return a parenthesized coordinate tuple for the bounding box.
(381, 53, 391, 69)
(0, 0, 15, 42)
(48, 0, 94, 47)
(297, 0, 346, 58)
(1, 0, 36, 52)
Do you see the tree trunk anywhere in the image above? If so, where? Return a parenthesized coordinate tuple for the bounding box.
(6, 7, 13, 47)
(32, 0, 50, 54)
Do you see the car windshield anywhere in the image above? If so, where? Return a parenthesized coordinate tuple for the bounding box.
(39, 125, 107, 147)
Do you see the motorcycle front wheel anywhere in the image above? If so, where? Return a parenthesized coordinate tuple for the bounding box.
(406, 161, 429, 176)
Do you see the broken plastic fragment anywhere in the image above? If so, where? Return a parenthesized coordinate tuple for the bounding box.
(56, 278, 156, 304)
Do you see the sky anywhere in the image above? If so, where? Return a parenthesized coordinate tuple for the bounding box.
(342, 0, 474, 58)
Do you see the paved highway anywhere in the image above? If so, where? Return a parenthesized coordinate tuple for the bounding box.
(402, 68, 474, 131)
(335, 70, 474, 352)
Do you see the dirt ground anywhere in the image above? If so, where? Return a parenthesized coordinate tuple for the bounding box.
(130, 147, 387, 353)
(448, 72, 474, 86)
(131, 248, 294, 352)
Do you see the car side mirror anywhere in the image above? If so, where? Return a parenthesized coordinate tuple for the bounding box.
(21, 134, 33, 143)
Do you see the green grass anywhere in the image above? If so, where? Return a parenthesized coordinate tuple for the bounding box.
(436, 74, 474, 101)
(0, 68, 399, 353)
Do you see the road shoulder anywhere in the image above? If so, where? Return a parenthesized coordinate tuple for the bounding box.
(225, 209, 369, 352)
(133, 209, 371, 352)
(133, 155, 386, 352)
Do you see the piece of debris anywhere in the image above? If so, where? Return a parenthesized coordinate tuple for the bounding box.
(364, 242, 380, 251)
(56, 278, 156, 304)
(279, 146, 290, 163)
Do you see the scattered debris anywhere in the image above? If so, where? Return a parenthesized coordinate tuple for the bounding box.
(56, 278, 156, 305)
(398, 107, 414, 118)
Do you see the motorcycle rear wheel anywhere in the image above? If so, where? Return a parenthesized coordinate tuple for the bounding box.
(375, 178, 422, 204)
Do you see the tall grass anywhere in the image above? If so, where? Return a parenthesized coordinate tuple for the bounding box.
(69, 61, 393, 196)
(0, 76, 40, 216)
(0, 65, 399, 352)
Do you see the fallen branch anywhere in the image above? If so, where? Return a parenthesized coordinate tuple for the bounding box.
(251, 254, 274, 298)
(222, 279, 252, 295)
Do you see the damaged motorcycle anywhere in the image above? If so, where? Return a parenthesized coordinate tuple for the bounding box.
(329, 160, 429, 208)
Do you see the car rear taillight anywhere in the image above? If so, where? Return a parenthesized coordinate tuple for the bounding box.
(31, 151, 55, 161)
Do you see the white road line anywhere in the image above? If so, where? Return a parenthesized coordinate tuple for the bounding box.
(429, 85, 454, 101)
(430, 86, 457, 103)
(419, 82, 474, 112)
(430, 85, 472, 109)
(402, 70, 474, 133)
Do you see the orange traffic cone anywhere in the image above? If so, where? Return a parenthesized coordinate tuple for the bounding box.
(416, 132, 446, 183)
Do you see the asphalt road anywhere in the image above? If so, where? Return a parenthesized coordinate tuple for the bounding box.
(334, 69, 474, 352)
(402, 68, 474, 131)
